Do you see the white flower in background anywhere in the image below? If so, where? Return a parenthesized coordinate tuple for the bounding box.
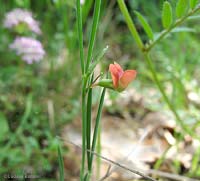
(3, 8, 41, 34)
(9, 37, 45, 64)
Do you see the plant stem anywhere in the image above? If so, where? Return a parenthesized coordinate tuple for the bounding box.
(87, 88, 106, 180)
(80, 77, 88, 180)
(58, 143, 64, 181)
(96, 126, 101, 180)
(117, 0, 144, 50)
(145, 4, 200, 51)
(86, 75, 93, 168)
(77, 0, 85, 74)
(86, 0, 102, 71)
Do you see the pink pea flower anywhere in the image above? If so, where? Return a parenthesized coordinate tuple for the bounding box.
(109, 62, 137, 92)
(94, 62, 137, 92)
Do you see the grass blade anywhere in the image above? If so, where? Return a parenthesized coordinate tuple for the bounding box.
(86, 75, 93, 168)
(86, 0, 102, 71)
(88, 88, 106, 176)
(57, 144, 64, 181)
(88, 46, 108, 75)
(77, 0, 85, 74)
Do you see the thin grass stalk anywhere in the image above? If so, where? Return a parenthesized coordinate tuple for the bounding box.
(58, 144, 64, 181)
(96, 125, 101, 180)
(77, 0, 87, 179)
(86, 75, 93, 168)
(77, 0, 85, 74)
(88, 88, 106, 179)
(85, 0, 102, 71)
(80, 80, 88, 180)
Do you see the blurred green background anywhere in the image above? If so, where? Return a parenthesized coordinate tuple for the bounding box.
(0, 0, 200, 180)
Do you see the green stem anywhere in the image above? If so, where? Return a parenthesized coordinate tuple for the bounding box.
(77, 0, 85, 74)
(117, 0, 144, 50)
(87, 88, 106, 180)
(86, 75, 93, 168)
(80, 77, 88, 180)
(145, 4, 200, 51)
(86, 0, 102, 71)
(96, 126, 101, 180)
(58, 143, 64, 181)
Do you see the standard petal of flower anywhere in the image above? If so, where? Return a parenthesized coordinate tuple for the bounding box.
(119, 70, 137, 89)
(113, 62, 124, 75)
(109, 63, 121, 88)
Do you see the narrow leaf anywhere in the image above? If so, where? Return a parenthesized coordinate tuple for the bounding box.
(190, 0, 198, 9)
(57, 144, 64, 181)
(86, 74, 93, 167)
(135, 11, 154, 40)
(176, 0, 188, 18)
(86, 0, 102, 71)
(188, 15, 200, 20)
(88, 88, 106, 170)
(171, 27, 196, 33)
(88, 46, 108, 75)
(162, 1, 173, 29)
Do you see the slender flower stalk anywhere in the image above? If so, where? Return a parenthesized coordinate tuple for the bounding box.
(77, 0, 104, 180)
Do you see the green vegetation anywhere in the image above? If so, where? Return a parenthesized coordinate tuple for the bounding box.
(0, 0, 200, 180)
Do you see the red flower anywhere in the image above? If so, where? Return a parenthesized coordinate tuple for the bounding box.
(109, 62, 137, 91)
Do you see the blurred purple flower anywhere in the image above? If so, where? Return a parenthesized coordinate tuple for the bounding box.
(3, 8, 41, 34)
(10, 37, 45, 64)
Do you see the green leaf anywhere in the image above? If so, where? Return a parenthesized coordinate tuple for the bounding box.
(188, 15, 200, 20)
(162, 1, 173, 29)
(85, 0, 103, 71)
(88, 46, 108, 75)
(171, 27, 196, 33)
(0, 113, 9, 141)
(88, 87, 106, 170)
(190, 0, 198, 9)
(86, 74, 93, 167)
(135, 11, 154, 40)
(176, 0, 188, 18)
(57, 144, 64, 181)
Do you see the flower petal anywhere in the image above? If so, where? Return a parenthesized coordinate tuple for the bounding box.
(109, 64, 119, 88)
(119, 70, 137, 89)
(114, 62, 123, 74)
